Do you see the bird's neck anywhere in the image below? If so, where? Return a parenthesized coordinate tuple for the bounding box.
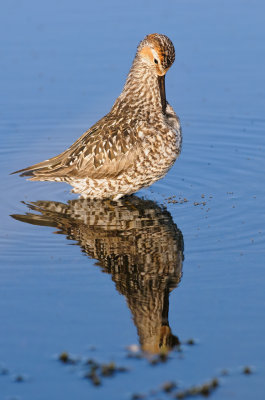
(112, 57, 167, 120)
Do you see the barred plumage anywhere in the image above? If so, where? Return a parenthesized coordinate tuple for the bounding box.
(12, 34, 182, 200)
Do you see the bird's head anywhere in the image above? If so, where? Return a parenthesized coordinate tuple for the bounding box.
(137, 33, 175, 76)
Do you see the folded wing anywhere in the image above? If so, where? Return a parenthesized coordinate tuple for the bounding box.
(12, 115, 139, 181)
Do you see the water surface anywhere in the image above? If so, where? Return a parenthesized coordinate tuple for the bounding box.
(1, 1, 265, 399)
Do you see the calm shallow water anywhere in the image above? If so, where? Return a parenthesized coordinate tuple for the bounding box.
(1, 0, 265, 399)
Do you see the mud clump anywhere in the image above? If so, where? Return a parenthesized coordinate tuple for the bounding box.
(84, 359, 129, 386)
(175, 378, 219, 398)
(58, 352, 77, 364)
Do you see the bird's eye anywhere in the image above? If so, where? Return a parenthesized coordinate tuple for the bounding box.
(154, 58, 158, 64)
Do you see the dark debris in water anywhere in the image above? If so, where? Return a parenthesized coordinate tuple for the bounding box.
(185, 338, 196, 346)
(128, 363, 255, 400)
(14, 374, 25, 383)
(0, 367, 9, 375)
(58, 351, 78, 364)
(174, 378, 219, 398)
(165, 194, 212, 208)
(162, 381, 177, 393)
(58, 353, 129, 387)
(57, 347, 255, 395)
(131, 378, 219, 400)
(84, 359, 129, 386)
(242, 366, 252, 375)
(131, 394, 146, 400)
(1, 365, 28, 384)
(193, 201, 207, 207)
(165, 195, 189, 204)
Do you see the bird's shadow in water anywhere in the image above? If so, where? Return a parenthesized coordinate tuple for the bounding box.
(11, 195, 184, 355)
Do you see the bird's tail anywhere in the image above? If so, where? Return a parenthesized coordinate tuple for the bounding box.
(10, 153, 68, 181)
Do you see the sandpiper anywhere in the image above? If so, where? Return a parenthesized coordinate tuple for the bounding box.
(13, 33, 181, 200)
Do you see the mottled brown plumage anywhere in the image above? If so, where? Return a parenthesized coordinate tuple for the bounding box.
(12, 34, 181, 200)
(11, 196, 184, 354)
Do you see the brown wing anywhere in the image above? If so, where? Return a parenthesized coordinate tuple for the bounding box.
(12, 114, 140, 181)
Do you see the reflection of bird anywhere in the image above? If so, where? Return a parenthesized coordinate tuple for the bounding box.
(12, 196, 184, 354)
(12, 34, 181, 200)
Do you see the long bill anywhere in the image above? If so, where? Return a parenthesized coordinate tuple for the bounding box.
(158, 75, 167, 114)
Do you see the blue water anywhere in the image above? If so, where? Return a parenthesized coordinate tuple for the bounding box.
(1, 0, 265, 399)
